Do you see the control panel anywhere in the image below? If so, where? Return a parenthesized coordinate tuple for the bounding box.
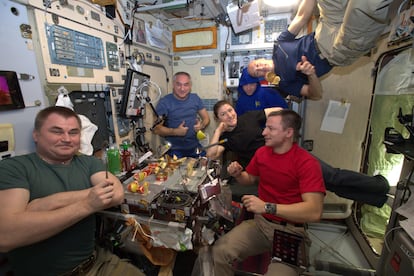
(30, 0, 126, 85)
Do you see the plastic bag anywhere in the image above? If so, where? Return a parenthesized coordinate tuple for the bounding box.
(191, 246, 215, 276)
(360, 204, 392, 238)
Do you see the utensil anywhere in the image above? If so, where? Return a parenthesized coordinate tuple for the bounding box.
(102, 140, 109, 179)
(201, 138, 228, 150)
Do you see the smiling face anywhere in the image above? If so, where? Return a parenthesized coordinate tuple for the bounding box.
(33, 113, 81, 164)
(262, 115, 292, 149)
(216, 103, 238, 129)
(247, 58, 274, 78)
(172, 73, 192, 100)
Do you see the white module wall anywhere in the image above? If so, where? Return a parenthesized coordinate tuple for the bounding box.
(0, 0, 47, 155)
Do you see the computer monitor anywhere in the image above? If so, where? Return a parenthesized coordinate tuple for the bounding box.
(119, 69, 150, 118)
(0, 71, 25, 111)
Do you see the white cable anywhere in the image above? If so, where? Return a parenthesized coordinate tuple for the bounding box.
(137, 79, 162, 103)
(130, 218, 155, 241)
(383, 225, 403, 253)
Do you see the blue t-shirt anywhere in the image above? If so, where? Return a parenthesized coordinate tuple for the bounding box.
(155, 93, 205, 155)
(273, 30, 333, 97)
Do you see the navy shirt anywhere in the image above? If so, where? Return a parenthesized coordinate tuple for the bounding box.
(273, 30, 333, 97)
(236, 68, 287, 116)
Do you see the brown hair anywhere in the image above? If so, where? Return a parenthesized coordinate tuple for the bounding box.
(213, 99, 233, 119)
(34, 106, 81, 131)
(268, 109, 302, 141)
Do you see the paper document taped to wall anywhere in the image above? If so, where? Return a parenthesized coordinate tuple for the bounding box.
(320, 100, 350, 134)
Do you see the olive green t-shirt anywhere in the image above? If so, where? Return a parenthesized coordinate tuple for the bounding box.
(0, 153, 104, 276)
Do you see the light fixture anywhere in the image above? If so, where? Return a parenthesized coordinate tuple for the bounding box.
(136, 0, 187, 12)
(262, 0, 298, 9)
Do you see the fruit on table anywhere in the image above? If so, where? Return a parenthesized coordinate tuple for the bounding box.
(196, 130, 206, 140)
(142, 181, 149, 195)
(127, 181, 139, 193)
(134, 171, 147, 181)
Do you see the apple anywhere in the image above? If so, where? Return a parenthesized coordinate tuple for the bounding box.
(137, 185, 145, 194)
(127, 181, 139, 193)
(134, 171, 147, 181)
(138, 171, 147, 181)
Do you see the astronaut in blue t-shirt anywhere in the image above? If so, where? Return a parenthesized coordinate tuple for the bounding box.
(235, 68, 287, 116)
(153, 72, 210, 158)
(248, 0, 391, 101)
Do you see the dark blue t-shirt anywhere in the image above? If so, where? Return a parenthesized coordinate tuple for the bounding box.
(273, 30, 333, 97)
(236, 87, 288, 116)
(236, 68, 288, 116)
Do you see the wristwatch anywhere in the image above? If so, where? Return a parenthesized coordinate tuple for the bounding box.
(264, 203, 276, 215)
